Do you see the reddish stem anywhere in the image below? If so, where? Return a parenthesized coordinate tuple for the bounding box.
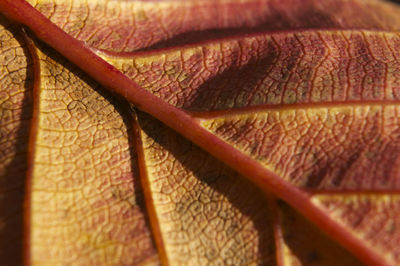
(0, 1, 390, 265)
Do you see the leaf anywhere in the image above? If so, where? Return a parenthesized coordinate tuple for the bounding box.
(0, 0, 400, 265)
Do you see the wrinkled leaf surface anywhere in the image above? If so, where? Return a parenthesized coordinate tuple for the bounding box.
(1, 0, 400, 265)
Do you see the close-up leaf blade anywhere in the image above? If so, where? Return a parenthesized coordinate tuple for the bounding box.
(0, 16, 32, 265)
(1, 0, 400, 265)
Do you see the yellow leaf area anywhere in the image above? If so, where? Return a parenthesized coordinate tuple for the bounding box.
(27, 42, 159, 265)
(0, 16, 32, 264)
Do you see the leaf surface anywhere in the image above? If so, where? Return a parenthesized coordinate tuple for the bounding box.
(0, 0, 400, 265)
(29, 40, 158, 265)
(0, 16, 32, 264)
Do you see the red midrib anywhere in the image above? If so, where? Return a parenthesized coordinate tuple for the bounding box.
(0, 1, 394, 265)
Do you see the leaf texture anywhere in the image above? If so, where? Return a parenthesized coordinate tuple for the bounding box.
(1, 0, 400, 265)
(136, 113, 277, 265)
(29, 41, 158, 265)
(0, 16, 32, 264)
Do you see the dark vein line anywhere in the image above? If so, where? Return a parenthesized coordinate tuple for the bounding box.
(21, 27, 40, 266)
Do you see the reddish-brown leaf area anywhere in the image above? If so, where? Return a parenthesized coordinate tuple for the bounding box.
(26, 0, 400, 52)
(1, 0, 400, 265)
